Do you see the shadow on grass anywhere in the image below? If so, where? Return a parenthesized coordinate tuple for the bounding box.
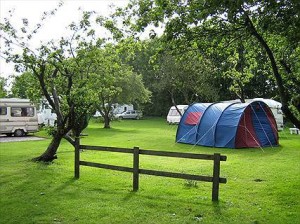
(90, 186, 225, 210)
(57, 150, 74, 154)
(87, 126, 139, 132)
(85, 128, 140, 138)
(122, 191, 136, 201)
(206, 145, 284, 158)
(212, 201, 222, 215)
(54, 177, 77, 191)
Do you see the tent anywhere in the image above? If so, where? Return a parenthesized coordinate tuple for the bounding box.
(176, 101, 278, 148)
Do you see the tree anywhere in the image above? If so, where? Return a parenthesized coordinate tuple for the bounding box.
(125, 39, 170, 116)
(154, 47, 219, 106)
(0, 7, 107, 162)
(1, 4, 152, 161)
(87, 44, 151, 128)
(126, 38, 221, 116)
(123, 0, 300, 128)
(22, 49, 97, 162)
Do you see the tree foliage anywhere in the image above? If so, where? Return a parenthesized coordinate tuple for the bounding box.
(123, 0, 300, 127)
(125, 38, 222, 116)
(1, 7, 110, 161)
(10, 71, 41, 99)
(153, 47, 219, 105)
(86, 44, 151, 128)
(1, 3, 153, 161)
(0, 77, 7, 98)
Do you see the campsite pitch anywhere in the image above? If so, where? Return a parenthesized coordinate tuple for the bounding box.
(0, 117, 299, 224)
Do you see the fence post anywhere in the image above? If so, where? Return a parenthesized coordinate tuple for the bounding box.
(133, 146, 140, 191)
(75, 137, 80, 179)
(212, 153, 221, 201)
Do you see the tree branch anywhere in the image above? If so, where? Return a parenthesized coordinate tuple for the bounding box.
(63, 133, 75, 147)
(31, 63, 56, 110)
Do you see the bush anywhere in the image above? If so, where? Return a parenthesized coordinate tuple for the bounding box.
(44, 126, 57, 137)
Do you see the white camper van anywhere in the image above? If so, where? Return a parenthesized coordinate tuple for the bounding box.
(167, 105, 188, 124)
(0, 98, 39, 136)
(37, 99, 57, 127)
(94, 104, 134, 117)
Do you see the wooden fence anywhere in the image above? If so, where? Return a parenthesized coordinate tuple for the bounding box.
(74, 138, 227, 201)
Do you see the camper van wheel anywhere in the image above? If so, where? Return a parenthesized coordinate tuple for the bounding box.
(119, 116, 123, 120)
(14, 129, 24, 137)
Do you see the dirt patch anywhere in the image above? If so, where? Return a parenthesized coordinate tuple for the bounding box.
(254, 179, 264, 182)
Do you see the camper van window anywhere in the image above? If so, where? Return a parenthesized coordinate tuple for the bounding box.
(0, 107, 7, 115)
(11, 107, 34, 117)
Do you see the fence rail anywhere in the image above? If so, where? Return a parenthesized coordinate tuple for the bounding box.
(75, 139, 227, 201)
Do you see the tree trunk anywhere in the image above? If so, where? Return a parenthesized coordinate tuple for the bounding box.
(244, 13, 300, 128)
(33, 131, 64, 162)
(103, 114, 111, 129)
(169, 91, 183, 116)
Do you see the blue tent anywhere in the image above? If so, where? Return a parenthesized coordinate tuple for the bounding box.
(176, 101, 278, 148)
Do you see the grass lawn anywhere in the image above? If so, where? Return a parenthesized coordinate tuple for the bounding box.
(0, 117, 299, 224)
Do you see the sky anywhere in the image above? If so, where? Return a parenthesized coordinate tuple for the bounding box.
(0, 0, 130, 83)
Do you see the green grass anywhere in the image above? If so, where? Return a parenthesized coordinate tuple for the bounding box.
(0, 117, 299, 224)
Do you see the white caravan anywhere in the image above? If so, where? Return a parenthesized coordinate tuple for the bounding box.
(0, 98, 39, 136)
(37, 99, 57, 127)
(93, 104, 134, 117)
(167, 105, 188, 124)
(112, 104, 134, 114)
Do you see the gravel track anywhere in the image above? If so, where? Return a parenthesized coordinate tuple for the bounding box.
(0, 135, 46, 143)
